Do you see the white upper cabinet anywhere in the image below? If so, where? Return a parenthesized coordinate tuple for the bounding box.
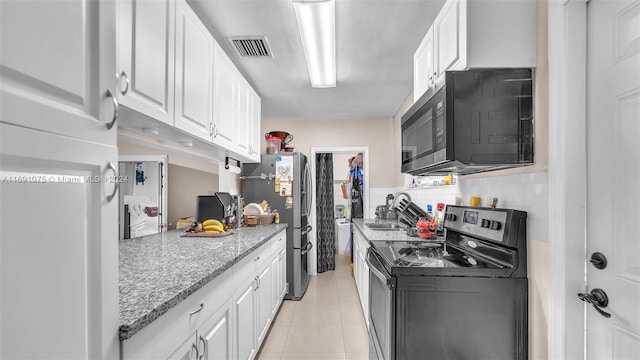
(413, 0, 536, 102)
(0, 0, 117, 145)
(235, 74, 251, 157)
(115, 0, 262, 163)
(434, 0, 461, 77)
(213, 42, 237, 150)
(116, 0, 175, 125)
(174, 0, 214, 142)
(413, 27, 434, 103)
(248, 86, 262, 162)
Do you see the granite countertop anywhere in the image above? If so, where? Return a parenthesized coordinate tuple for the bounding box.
(352, 218, 445, 242)
(118, 224, 288, 341)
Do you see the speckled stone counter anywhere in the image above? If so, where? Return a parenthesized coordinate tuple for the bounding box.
(118, 224, 287, 341)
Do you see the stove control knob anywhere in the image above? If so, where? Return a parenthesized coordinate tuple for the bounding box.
(490, 221, 502, 230)
(481, 219, 491, 228)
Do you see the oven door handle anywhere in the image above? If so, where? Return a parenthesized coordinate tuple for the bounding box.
(366, 249, 395, 290)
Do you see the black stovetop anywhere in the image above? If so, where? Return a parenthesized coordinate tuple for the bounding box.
(369, 234, 520, 278)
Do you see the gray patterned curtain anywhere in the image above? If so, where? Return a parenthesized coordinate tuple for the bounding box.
(315, 153, 335, 272)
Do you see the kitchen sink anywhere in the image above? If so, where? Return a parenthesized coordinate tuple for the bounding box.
(365, 223, 404, 231)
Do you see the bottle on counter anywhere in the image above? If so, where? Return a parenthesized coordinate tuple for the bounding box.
(436, 203, 445, 234)
(426, 204, 434, 220)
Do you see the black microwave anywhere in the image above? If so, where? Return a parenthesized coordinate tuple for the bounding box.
(401, 68, 534, 175)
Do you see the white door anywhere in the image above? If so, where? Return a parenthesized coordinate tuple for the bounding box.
(434, 0, 461, 78)
(0, 125, 119, 359)
(174, 0, 213, 141)
(586, 0, 640, 358)
(413, 26, 434, 103)
(235, 75, 251, 156)
(117, 0, 176, 125)
(200, 299, 233, 360)
(234, 278, 257, 360)
(256, 264, 273, 344)
(212, 42, 237, 150)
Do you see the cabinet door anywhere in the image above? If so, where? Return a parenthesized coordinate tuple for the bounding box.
(116, 0, 175, 125)
(413, 26, 434, 103)
(0, 0, 116, 146)
(212, 42, 237, 149)
(199, 298, 233, 360)
(434, 0, 463, 77)
(235, 75, 251, 156)
(168, 334, 197, 360)
(248, 87, 262, 162)
(256, 264, 273, 345)
(174, 0, 213, 141)
(361, 256, 370, 328)
(0, 124, 118, 359)
(234, 278, 257, 360)
(270, 249, 286, 316)
(280, 248, 287, 299)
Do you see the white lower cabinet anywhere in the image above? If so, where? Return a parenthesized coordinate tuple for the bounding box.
(170, 297, 233, 360)
(353, 229, 370, 328)
(234, 276, 258, 360)
(122, 229, 287, 360)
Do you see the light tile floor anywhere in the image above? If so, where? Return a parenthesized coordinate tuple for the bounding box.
(256, 254, 369, 360)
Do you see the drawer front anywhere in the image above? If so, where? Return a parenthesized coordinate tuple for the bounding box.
(232, 240, 270, 284)
(270, 230, 286, 256)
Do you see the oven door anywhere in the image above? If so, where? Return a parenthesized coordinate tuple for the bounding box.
(367, 248, 396, 360)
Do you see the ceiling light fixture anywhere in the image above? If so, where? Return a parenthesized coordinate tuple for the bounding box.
(293, 0, 336, 88)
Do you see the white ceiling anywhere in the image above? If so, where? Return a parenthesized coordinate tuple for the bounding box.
(187, 0, 446, 119)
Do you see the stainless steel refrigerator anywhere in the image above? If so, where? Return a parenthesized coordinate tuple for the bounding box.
(241, 153, 312, 300)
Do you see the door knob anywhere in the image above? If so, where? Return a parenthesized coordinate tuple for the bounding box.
(577, 288, 611, 318)
(590, 252, 607, 269)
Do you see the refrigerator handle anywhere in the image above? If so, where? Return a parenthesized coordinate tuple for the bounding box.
(304, 162, 312, 218)
(301, 241, 313, 255)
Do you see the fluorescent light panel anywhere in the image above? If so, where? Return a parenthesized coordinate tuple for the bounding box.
(293, 0, 336, 88)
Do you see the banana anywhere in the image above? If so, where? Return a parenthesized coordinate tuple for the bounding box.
(204, 224, 224, 232)
(203, 219, 223, 228)
(204, 228, 222, 233)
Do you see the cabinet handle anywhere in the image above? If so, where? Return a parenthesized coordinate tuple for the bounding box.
(198, 335, 206, 360)
(104, 162, 119, 203)
(105, 90, 118, 130)
(189, 303, 204, 316)
(118, 71, 130, 96)
(254, 276, 259, 291)
(213, 124, 218, 138)
(192, 342, 199, 360)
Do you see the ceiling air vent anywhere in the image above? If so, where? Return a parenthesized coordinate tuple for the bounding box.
(228, 36, 273, 58)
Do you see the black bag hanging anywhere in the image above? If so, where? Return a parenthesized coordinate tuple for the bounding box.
(351, 175, 363, 218)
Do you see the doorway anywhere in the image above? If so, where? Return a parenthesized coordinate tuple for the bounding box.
(309, 147, 369, 276)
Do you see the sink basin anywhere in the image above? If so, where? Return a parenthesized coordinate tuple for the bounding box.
(365, 223, 404, 231)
